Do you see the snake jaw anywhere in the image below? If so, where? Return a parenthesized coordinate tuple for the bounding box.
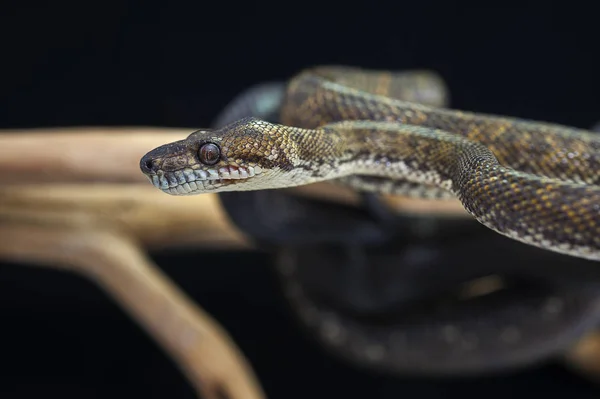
(149, 164, 264, 195)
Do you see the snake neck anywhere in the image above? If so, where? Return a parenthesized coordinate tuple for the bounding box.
(306, 121, 461, 192)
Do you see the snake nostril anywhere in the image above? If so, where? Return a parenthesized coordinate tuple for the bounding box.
(140, 156, 157, 174)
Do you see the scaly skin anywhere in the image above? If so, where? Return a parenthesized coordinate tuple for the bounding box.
(208, 67, 455, 198)
(281, 68, 600, 185)
(140, 66, 600, 375)
(140, 66, 600, 261)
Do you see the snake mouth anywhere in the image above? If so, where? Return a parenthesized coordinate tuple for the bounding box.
(147, 165, 262, 195)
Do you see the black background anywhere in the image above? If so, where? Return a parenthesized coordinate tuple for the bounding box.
(1, 2, 600, 398)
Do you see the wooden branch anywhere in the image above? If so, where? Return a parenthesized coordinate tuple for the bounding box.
(0, 126, 266, 398)
(0, 126, 188, 184)
(0, 183, 251, 250)
(0, 222, 265, 399)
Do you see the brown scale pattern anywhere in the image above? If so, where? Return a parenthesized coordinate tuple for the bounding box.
(279, 67, 600, 260)
(450, 137, 600, 257)
(281, 68, 600, 185)
(141, 66, 600, 260)
(220, 122, 295, 170)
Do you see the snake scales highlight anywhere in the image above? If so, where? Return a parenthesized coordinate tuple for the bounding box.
(140, 66, 600, 262)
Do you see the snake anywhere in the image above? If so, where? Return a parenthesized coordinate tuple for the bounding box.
(139, 66, 600, 375)
(204, 71, 600, 375)
(140, 65, 600, 262)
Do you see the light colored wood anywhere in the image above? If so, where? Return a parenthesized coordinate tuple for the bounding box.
(0, 126, 265, 398)
(0, 223, 265, 399)
(0, 127, 188, 184)
(0, 183, 251, 250)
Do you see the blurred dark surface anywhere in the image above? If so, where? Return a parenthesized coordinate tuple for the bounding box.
(1, 2, 600, 398)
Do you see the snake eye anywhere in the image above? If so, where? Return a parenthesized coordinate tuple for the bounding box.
(198, 143, 220, 165)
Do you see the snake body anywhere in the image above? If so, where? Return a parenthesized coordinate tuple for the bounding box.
(141, 66, 600, 262)
(276, 245, 600, 375)
(140, 66, 600, 375)
(202, 73, 600, 375)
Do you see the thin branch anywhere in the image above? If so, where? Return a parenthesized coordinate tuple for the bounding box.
(0, 183, 251, 250)
(0, 222, 265, 399)
(0, 127, 188, 184)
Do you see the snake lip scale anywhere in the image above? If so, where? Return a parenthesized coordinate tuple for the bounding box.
(146, 165, 262, 195)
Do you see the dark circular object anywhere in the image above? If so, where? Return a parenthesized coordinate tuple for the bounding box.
(198, 143, 220, 165)
(140, 157, 155, 174)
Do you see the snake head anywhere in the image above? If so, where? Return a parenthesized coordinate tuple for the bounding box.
(139, 117, 304, 195)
